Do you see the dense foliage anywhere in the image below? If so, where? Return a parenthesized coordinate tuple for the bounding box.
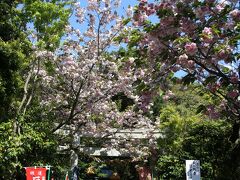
(0, 0, 71, 178)
(154, 84, 234, 179)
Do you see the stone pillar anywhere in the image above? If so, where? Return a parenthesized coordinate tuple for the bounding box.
(70, 132, 80, 180)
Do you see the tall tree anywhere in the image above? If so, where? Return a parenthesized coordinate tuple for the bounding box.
(35, 0, 157, 172)
(129, 0, 240, 175)
(0, 0, 71, 177)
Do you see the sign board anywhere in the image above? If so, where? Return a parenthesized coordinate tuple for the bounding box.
(25, 167, 47, 180)
(186, 160, 201, 180)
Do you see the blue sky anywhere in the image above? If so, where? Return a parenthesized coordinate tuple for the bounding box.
(121, 0, 139, 8)
(69, 0, 139, 29)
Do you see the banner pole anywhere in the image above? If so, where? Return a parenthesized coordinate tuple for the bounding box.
(47, 166, 51, 180)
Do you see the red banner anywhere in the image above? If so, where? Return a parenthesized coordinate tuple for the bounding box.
(25, 167, 47, 180)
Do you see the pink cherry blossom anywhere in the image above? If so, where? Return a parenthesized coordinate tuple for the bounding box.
(131, 0, 240, 129)
(215, 4, 224, 12)
(205, 105, 220, 119)
(185, 42, 198, 55)
(230, 9, 240, 20)
(230, 75, 239, 84)
(227, 90, 239, 99)
(178, 54, 188, 62)
(202, 27, 213, 42)
(217, 49, 228, 60)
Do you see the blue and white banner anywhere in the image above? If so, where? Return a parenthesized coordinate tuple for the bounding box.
(186, 160, 201, 180)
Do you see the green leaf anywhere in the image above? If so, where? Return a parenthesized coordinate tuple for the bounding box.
(222, 67, 230, 74)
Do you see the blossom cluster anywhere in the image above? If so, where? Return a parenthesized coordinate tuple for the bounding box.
(35, 0, 157, 158)
(132, 0, 240, 119)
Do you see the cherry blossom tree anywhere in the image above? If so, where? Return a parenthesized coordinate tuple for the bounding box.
(130, 0, 240, 174)
(34, 0, 157, 169)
